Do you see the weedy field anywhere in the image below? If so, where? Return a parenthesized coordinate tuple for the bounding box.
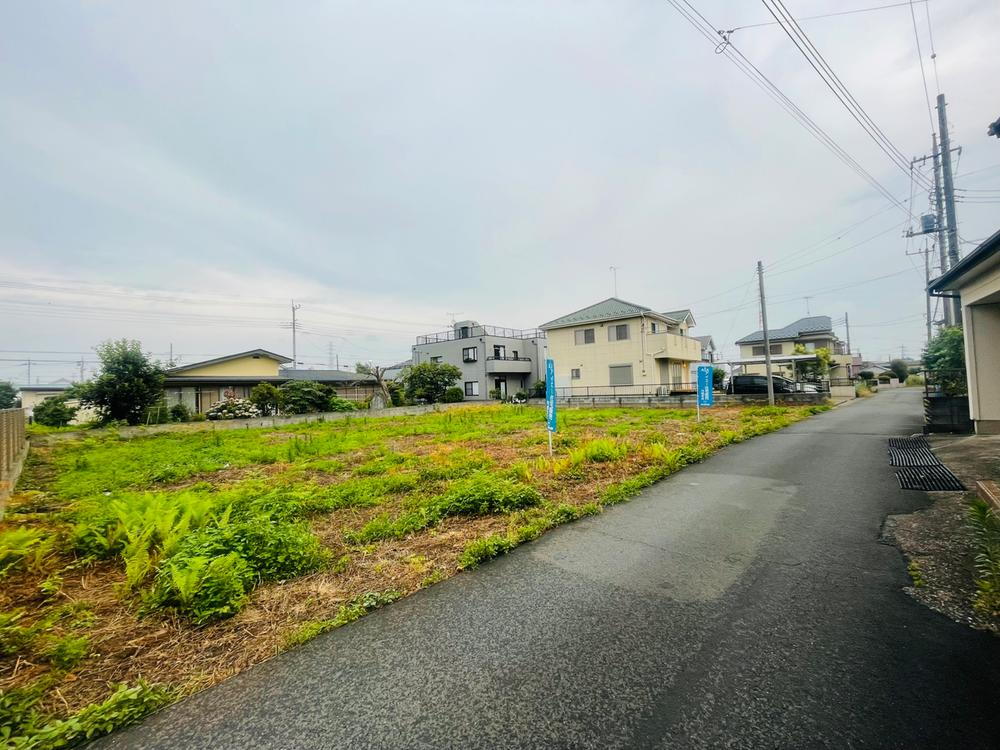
(1, 402, 828, 746)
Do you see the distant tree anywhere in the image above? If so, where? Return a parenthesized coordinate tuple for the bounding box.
(923, 327, 965, 371)
(441, 386, 464, 403)
(888, 359, 910, 383)
(0, 381, 17, 409)
(78, 339, 166, 425)
(387, 380, 405, 407)
(793, 344, 831, 377)
(249, 382, 283, 416)
(354, 362, 373, 375)
(279, 380, 333, 414)
(402, 362, 462, 403)
(858, 370, 874, 381)
(33, 396, 77, 427)
(712, 368, 726, 390)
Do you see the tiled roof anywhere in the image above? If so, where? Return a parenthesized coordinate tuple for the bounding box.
(735, 315, 834, 345)
(540, 298, 653, 330)
(694, 335, 715, 348)
(661, 309, 695, 324)
(167, 349, 292, 374)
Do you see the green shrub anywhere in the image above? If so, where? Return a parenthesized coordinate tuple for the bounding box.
(205, 398, 260, 420)
(40, 635, 90, 671)
(0, 610, 32, 657)
(440, 387, 464, 403)
(458, 534, 516, 569)
(11, 681, 173, 749)
(249, 382, 283, 416)
(279, 380, 333, 414)
(33, 397, 77, 428)
(346, 474, 541, 543)
(177, 519, 327, 582)
(905, 374, 925, 386)
(0, 528, 51, 578)
(968, 498, 1000, 618)
(580, 438, 628, 463)
(327, 396, 358, 412)
(168, 403, 191, 422)
(148, 553, 252, 625)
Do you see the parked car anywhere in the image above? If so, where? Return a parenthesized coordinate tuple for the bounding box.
(726, 375, 798, 394)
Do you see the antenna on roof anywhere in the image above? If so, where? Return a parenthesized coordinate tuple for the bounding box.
(446, 312, 462, 326)
(804, 296, 813, 315)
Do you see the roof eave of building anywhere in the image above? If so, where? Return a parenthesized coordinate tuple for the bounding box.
(928, 227, 1000, 293)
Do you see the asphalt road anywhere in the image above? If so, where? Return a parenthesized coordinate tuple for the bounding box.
(97, 389, 1000, 749)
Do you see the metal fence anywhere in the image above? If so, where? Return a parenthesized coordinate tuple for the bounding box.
(0, 408, 28, 512)
(556, 380, 831, 400)
(416, 325, 546, 344)
(923, 368, 968, 397)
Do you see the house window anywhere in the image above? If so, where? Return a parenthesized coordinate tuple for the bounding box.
(650, 322, 660, 333)
(512, 350, 518, 360)
(462, 347, 478, 362)
(431, 356, 442, 363)
(464, 381, 480, 397)
(752, 345, 765, 356)
(494, 345, 506, 358)
(571, 368, 581, 380)
(574, 328, 595, 345)
(609, 364, 633, 386)
(771, 344, 782, 354)
(608, 324, 630, 342)
(803, 342, 816, 351)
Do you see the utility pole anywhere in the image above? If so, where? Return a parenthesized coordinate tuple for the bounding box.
(169, 343, 174, 367)
(609, 266, 619, 297)
(327, 341, 334, 368)
(844, 311, 851, 356)
(26, 359, 31, 384)
(757, 261, 775, 406)
(930, 133, 949, 325)
(937, 93, 962, 326)
(291, 300, 301, 368)
(78, 359, 85, 381)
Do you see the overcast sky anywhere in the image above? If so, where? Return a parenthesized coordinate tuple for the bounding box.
(1, 0, 998, 383)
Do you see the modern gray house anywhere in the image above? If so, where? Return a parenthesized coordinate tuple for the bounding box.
(411, 320, 546, 400)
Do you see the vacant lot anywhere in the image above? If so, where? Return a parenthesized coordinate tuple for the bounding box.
(1, 402, 826, 746)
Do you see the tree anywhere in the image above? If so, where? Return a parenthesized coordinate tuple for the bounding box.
(0, 381, 16, 409)
(441, 386, 464, 403)
(530, 380, 546, 398)
(793, 344, 830, 377)
(249, 383, 283, 416)
(279, 380, 333, 414)
(858, 370, 874, 381)
(888, 359, 909, 383)
(78, 340, 166, 425)
(33, 396, 77, 427)
(354, 362, 372, 375)
(402, 362, 462, 403)
(712, 368, 726, 390)
(923, 327, 965, 371)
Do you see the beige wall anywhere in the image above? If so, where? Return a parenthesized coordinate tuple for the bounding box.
(177, 355, 283, 377)
(546, 316, 700, 388)
(20, 391, 97, 424)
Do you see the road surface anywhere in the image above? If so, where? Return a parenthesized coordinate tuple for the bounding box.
(97, 389, 1000, 748)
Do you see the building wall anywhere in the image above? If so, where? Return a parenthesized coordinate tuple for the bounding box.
(546, 316, 700, 389)
(176, 356, 283, 378)
(412, 336, 544, 400)
(958, 258, 1000, 433)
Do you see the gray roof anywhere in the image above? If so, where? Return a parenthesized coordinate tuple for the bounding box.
(281, 369, 376, 383)
(694, 335, 715, 349)
(735, 315, 834, 345)
(18, 383, 74, 392)
(167, 349, 292, 374)
(540, 297, 658, 330)
(661, 309, 695, 325)
(929, 227, 1000, 293)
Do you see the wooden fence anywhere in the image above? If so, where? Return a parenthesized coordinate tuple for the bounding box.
(1, 408, 29, 514)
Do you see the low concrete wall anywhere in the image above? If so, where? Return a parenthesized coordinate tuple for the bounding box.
(555, 393, 828, 408)
(32, 401, 482, 443)
(830, 384, 856, 402)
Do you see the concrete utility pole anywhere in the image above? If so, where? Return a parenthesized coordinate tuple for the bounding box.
(757, 261, 775, 406)
(907, 245, 933, 347)
(930, 133, 949, 325)
(609, 266, 619, 297)
(937, 94, 962, 327)
(26, 359, 30, 384)
(291, 300, 301, 367)
(844, 311, 852, 378)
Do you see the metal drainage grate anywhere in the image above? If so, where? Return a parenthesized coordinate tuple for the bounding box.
(887, 436, 941, 467)
(895, 465, 966, 492)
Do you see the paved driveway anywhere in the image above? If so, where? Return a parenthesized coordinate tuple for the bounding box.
(96, 389, 1000, 748)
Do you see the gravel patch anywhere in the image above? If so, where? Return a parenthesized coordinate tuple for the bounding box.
(883, 490, 999, 635)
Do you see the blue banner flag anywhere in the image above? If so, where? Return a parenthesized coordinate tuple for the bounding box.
(697, 364, 714, 407)
(545, 359, 557, 431)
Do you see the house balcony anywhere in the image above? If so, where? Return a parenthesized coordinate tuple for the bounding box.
(485, 356, 534, 374)
(649, 332, 702, 361)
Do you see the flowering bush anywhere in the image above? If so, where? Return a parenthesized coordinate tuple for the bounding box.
(205, 398, 261, 421)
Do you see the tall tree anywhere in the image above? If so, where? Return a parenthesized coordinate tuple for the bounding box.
(402, 362, 462, 403)
(0, 381, 16, 409)
(78, 339, 166, 425)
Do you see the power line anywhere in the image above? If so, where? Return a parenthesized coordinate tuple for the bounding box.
(907, 0, 937, 136)
(725, 1, 929, 32)
(761, 0, 933, 190)
(668, 1, 908, 211)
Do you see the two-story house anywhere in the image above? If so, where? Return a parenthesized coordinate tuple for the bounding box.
(539, 298, 702, 393)
(733, 315, 852, 379)
(411, 321, 546, 400)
